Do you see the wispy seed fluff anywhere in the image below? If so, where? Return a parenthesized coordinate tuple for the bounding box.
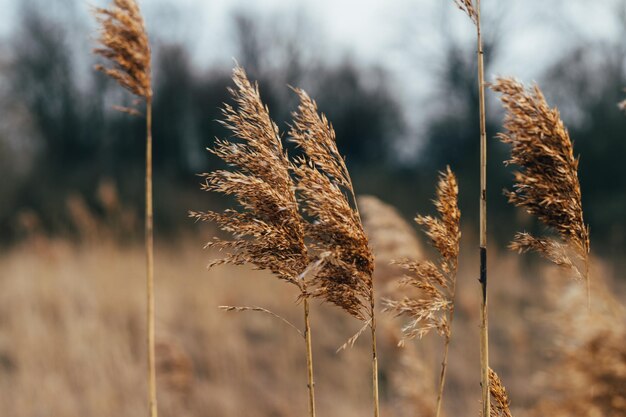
(492, 78, 590, 288)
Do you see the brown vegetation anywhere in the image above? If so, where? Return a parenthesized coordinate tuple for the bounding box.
(384, 167, 460, 417)
(492, 78, 590, 301)
(92, 0, 156, 415)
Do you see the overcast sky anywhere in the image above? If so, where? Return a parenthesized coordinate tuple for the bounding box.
(2, 0, 624, 72)
(1, 0, 624, 151)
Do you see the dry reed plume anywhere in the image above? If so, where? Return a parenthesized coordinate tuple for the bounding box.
(530, 275, 626, 417)
(92, 1, 156, 416)
(93, 0, 152, 103)
(288, 89, 379, 417)
(358, 195, 424, 285)
(358, 195, 435, 417)
(451, 1, 490, 413)
(388, 342, 438, 417)
(453, 0, 477, 24)
(488, 368, 513, 417)
(190, 66, 318, 417)
(384, 167, 460, 417)
(491, 78, 591, 305)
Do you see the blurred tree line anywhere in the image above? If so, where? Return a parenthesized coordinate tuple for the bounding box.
(0, 1, 625, 264)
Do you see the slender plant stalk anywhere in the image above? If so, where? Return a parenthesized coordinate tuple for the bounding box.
(384, 167, 460, 417)
(92, 2, 155, 414)
(351, 157, 380, 417)
(289, 88, 377, 417)
(370, 295, 380, 417)
(192, 67, 320, 415)
(435, 278, 457, 417)
(476, 0, 490, 415)
(303, 298, 316, 417)
(354, 186, 380, 417)
(145, 98, 157, 417)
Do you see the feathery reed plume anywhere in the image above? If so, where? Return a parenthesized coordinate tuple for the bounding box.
(92, 1, 156, 416)
(93, 0, 152, 102)
(384, 167, 460, 417)
(488, 368, 513, 417)
(358, 195, 424, 286)
(390, 341, 438, 417)
(453, 0, 477, 24)
(190, 66, 317, 417)
(491, 77, 590, 306)
(528, 272, 626, 417)
(289, 88, 379, 417)
(451, 1, 490, 412)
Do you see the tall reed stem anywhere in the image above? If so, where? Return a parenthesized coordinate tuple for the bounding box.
(476, 0, 490, 415)
(435, 280, 457, 417)
(303, 298, 316, 417)
(145, 98, 158, 417)
(435, 338, 451, 417)
(370, 295, 380, 417)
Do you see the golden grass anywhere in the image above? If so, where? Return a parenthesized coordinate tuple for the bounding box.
(488, 368, 513, 417)
(289, 88, 379, 416)
(451, 1, 490, 414)
(0, 237, 624, 416)
(190, 66, 317, 417)
(529, 269, 626, 417)
(492, 78, 590, 305)
(92, 1, 156, 415)
(384, 167, 460, 417)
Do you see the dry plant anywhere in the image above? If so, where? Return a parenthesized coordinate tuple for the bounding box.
(453, 0, 477, 24)
(288, 88, 379, 417)
(389, 341, 438, 417)
(619, 89, 626, 112)
(451, 1, 490, 413)
(491, 78, 591, 307)
(358, 195, 424, 285)
(529, 274, 626, 417)
(189, 66, 318, 417)
(92, 1, 156, 415)
(384, 167, 460, 417)
(488, 368, 513, 417)
(358, 195, 435, 417)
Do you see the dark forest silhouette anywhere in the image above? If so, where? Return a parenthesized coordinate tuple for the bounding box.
(1, 1, 625, 262)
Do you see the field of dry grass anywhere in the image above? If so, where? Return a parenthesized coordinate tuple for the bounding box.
(1, 232, 622, 416)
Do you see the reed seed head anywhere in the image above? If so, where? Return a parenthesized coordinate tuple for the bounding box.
(93, 0, 152, 100)
(488, 368, 513, 417)
(289, 88, 374, 321)
(453, 0, 478, 25)
(531, 277, 626, 417)
(384, 167, 460, 343)
(491, 77, 590, 281)
(358, 195, 424, 285)
(191, 66, 308, 290)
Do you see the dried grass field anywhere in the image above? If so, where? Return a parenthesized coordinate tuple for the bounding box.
(0, 232, 623, 417)
(2, 0, 626, 416)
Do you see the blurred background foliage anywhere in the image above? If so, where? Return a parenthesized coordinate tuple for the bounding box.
(0, 0, 625, 267)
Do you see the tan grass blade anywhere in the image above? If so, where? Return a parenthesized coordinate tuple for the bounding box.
(219, 305, 304, 338)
